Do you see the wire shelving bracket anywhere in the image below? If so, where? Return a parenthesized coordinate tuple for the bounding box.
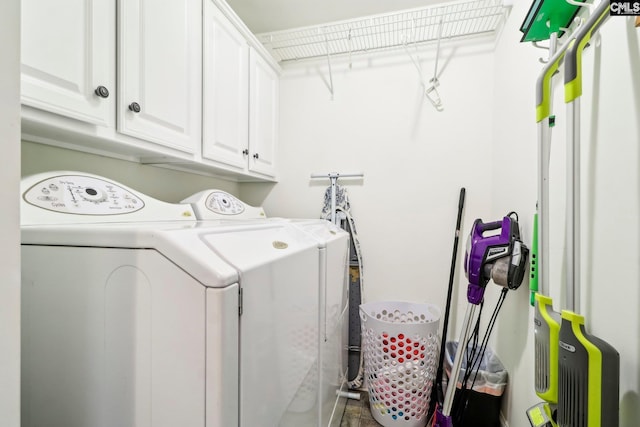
(257, 0, 510, 63)
(404, 18, 445, 111)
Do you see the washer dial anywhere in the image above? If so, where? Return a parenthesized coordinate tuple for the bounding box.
(205, 191, 246, 215)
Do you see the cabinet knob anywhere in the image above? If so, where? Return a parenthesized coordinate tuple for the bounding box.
(128, 102, 141, 113)
(253, 153, 259, 160)
(242, 149, 249, 156)
(94, 86, 110, 98)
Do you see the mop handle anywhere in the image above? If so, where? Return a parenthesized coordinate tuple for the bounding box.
(535, 39, 568, 123)
(435, 188, 466, 394)
(563, 0, 610, 311)
(564, 0, 611, 104)
(441, 303, 477, 416)
(534, 35, 570, 300)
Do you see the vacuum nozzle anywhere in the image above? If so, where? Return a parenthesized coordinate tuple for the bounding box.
(484, 240, 528, 289)
(486, 258, 510, 287)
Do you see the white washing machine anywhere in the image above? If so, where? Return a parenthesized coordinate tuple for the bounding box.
(20, 172, 322, 427)
(182, 191, 350, 427)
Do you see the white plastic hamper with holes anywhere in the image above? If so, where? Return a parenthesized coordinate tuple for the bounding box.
(360, 301, 441, 427)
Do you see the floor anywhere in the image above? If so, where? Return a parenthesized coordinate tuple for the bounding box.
(339, 391, 384, 427)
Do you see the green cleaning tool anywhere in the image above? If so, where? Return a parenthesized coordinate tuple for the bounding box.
(529, 210, 538, 306)
(526, 0, 575, 310)
(531, 25, 570, 412)
(558, 2, 619, 426)
(520, 0, 585, 43)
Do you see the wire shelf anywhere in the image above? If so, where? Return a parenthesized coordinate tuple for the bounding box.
(257, 0, 510, 63)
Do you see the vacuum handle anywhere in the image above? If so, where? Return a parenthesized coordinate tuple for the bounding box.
(477, 219, 503, 233)
(564, 0, 610, 103)
(535, 45, 568, 123)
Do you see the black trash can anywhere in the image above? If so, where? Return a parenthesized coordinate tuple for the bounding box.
(444, 341, 508, 427)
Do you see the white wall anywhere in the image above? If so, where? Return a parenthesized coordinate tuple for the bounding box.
(490, 3, 543, 424)
(244, 38, 497, 313)
(0, 0, 21, 425)
(243, 5, 640, 427)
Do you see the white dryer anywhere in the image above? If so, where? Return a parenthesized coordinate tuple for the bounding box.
(20, 172, 321, 427)
(281, 219, 350, 427)
(182, 191, 350, 427)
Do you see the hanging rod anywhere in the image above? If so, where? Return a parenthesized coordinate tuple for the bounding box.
(310, 172, 364, 179)
(310, 172, 364, 224)
(258, 0, 510, 63)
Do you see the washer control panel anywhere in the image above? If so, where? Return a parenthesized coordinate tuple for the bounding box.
(204, 191, 245, 215)
(21, 172, 196, 225)
(23, 174, 144, 215)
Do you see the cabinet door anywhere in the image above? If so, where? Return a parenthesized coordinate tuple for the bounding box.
(248, 50, 278, 178)
(21, 0, 115, 127)
(118, 0, 201, 154)
(202, 1, 249, 169)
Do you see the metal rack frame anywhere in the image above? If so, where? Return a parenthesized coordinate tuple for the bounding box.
(257, 0, 510, 63)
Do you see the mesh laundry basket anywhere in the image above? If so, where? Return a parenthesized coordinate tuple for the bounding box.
(360, 301, 441, 427)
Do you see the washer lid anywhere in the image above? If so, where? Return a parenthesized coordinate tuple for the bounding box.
(21, 222, 239, 288)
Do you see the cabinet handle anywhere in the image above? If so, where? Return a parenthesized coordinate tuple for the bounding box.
(94, 86, 110, 98)
(242, 149, 249, 156)
(128, 102, 141, 113)
(253, 153, 259, 160)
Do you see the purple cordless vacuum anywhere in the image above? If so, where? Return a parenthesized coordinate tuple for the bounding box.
(435, 214, 528, 427)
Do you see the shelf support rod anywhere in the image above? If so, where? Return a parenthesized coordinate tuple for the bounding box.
(425, 18, 444, 111)
(324, 28, 335, 99)
(348, 28, 353, 69)
(403, 18, 444, 111)
(432, 18, 443, 83)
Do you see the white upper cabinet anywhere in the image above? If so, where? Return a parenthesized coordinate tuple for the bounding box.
(249, 49, 278, 178)
(203, 1, 279, 179)
(118, 0, 202, 154)
(21, 0, 278, 181)
(202, 0, 249, 169)
(21, 0, 115, 127)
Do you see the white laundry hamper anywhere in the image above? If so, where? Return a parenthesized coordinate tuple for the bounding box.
(360, 301, 441, 427)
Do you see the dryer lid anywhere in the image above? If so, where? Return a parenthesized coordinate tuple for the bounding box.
(201, 222, 319, 271)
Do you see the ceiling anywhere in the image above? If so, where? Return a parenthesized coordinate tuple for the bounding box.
(226, 0, 457, 34)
